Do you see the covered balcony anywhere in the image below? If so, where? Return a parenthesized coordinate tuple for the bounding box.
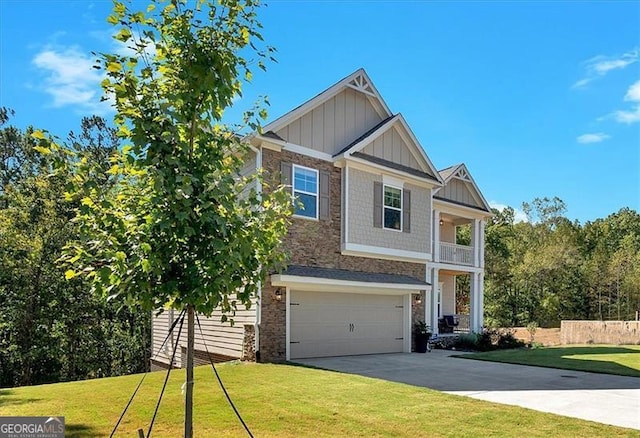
(434, 212, 483, 268)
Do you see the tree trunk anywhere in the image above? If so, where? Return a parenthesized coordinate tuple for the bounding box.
(185, 305, 195, 438)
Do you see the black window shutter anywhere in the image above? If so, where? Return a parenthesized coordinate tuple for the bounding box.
(319, 170, 330, 220)
(403, 189, 411, 233)
(373, 181, 383, 228)
(281, 162, 292, 193)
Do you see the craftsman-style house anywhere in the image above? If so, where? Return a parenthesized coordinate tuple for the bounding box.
(151, 69, 492, 367)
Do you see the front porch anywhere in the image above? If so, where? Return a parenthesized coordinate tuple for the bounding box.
(425, 268, 483, 335)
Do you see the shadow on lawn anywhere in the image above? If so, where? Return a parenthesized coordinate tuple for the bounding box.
(66, 423, 104, 437)
(0, 389, 42, 407)
(460, 346, 640, 378)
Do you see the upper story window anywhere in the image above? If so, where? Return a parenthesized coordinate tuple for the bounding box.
(373, 180, 410, 233)
(383, 185, 402, 231)
(293, 165, 318, 219)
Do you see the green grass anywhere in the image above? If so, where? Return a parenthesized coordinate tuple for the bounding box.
(1, 362, 639, 437)
(459, 345, 640, 377)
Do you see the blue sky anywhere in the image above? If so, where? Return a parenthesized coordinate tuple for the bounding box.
(1, 1, 638, 223)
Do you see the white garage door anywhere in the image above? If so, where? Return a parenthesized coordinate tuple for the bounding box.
(289, 291, 405, 359)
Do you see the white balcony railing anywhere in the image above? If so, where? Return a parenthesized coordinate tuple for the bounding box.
(439, 242, 473, 266)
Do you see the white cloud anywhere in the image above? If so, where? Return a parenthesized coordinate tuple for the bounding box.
(572, 48, 639, 89)
(624, 79, 640, 102)
(611, 105, 640, 124)
(489, 202, 528, 223)
(603, 80, 640, 124)
(576, 132, 610, 144)
(32, 46, 112, 114)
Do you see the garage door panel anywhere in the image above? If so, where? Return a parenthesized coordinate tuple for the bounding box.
(290, 291, 406, 359)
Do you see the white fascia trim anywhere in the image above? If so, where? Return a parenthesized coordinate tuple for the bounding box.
(433, 199, 492, 219)
(271, 274, 429, 294)
(426, 261, 484, 274)
(259, 140, 283, 152)
(342, 242, 432, 263)
(284, 142, 333, 162)
(397, 116, 444, 186)
(345, 157, 441, 189)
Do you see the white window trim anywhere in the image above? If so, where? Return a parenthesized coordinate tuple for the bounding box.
(292, 164, 319, 220)
(383, 184, 403, 232)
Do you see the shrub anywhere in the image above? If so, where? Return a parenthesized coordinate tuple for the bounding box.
(473, 328, 525, 351)
(496, 329, 525, 349)
(454, 333, 479, 350)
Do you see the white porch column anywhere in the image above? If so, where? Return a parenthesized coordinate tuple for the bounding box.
(433, 210, 441, 262)
(478, 272, 485, 330)
(472, 218, 480, 267)
(469, 272, 481, 333)
(430, 268, 439, 335)
(425, 269, 433, 328)
(479, 220, 486, 268)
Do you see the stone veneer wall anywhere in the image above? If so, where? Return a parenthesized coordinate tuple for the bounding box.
(258, 149, 426, 362)
(411, 290, 426, 351)
(561, 321, 640, 345)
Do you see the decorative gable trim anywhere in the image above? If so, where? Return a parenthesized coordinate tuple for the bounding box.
(346, 73, 376, 97)
(435, 163, 492, 213)
(262, 68, 393, 136)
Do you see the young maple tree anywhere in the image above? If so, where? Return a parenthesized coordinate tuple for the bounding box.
(35, 0, 291, 435)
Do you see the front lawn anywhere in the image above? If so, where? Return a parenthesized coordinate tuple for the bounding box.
(459, 345, 640, 377)
(1, 362, 638, 437)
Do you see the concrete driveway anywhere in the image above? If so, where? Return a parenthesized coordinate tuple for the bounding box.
(295, 351, 640, 430)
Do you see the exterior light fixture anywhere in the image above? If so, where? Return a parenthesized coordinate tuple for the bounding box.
(414, 294, 422, 305)
(439, 218, 444, 226)
(274, 288, 283, 301)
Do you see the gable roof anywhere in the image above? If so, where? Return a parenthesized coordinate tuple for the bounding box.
(333, 113, 443, 184)
(262, 68, 393, 135)
(435, 163, 492, 212)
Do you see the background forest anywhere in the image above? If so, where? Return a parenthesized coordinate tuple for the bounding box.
(1, 109, 638, 387)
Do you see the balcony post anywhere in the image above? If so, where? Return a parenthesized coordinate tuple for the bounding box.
(433, 210, 440, 262)
(472, 219, 480, 267)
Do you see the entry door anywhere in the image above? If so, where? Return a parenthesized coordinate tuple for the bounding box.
(289, 291, 405, 359)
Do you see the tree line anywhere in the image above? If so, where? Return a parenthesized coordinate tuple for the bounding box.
(0, 109, 150, 387)
(484, 198, 640, 327)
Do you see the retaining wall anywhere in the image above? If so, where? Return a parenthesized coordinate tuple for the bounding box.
(560, 320, 640, 345)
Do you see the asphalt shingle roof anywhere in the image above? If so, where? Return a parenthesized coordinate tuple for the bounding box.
(351, 152, 439, 181)
(281, 265, 429, 286)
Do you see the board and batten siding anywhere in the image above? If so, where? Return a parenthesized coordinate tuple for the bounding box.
(347, 168, 430, 254)
(275, 88, 383, 155)
(151, 298, 257, 366)
(438, 178, 482, 208)
(360, 126, 421, 171)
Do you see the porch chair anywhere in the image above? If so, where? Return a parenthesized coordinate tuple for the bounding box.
(438, 315, 459, 334)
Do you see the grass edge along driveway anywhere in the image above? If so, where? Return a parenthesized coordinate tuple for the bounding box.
(1, 362, 639, 437)
(457, 345, 640, 378)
